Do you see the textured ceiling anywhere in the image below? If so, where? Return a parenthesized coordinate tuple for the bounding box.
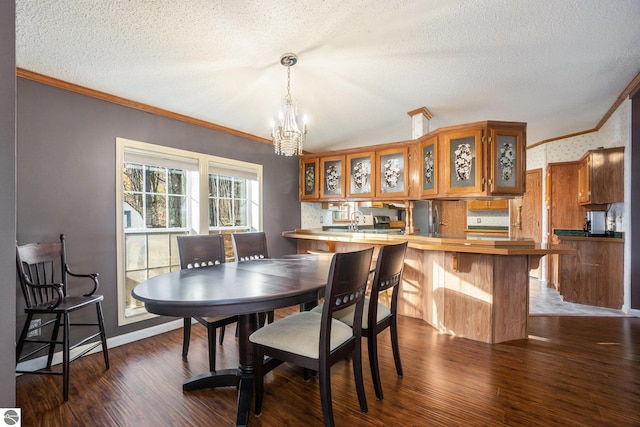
(16, 0, 640, 153)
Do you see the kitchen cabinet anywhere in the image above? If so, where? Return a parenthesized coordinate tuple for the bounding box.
(299, 120, 525, 202)
(487, 126, 525, 195)
(467, 200, 509, 211)
(299, 157, 319, 200)
(419, 136, 438, 197)
(442, 122, 526, 198)
(577, 146, 624, 206)
(319, 155, 345, 199)
(546, 161, 584, 243)
(443, 128, 484, 195)
(553, 235, 624, 309)
(376, 147, 409, 198)
(346, 151, 375, 199)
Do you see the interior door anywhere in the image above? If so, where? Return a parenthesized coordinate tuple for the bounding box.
(511, 169, 543, 278)
(434, 200, 467, 236)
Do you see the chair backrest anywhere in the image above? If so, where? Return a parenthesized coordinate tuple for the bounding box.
(320, 247, 374, 357)
(231, 232, 268, 262)
(369, 242, 408, 325)
(177, 234, 226, 269)
(16, 234, 68, 308)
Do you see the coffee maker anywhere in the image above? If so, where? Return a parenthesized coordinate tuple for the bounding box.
(584, 211, 606, 236)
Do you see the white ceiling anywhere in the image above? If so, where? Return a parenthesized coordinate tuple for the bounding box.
(16, 0, 640, 153)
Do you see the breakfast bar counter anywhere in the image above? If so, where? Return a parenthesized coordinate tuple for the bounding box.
(283, 229, 574, 344)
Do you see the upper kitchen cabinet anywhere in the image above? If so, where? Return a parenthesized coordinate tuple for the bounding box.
(319, 155, 346, 200)
(443, 128, 484, 195)
(577, 146, 624, 206)
(419, 136, 438, 198)
(346, 151, 376, 199)
(299, 157, 319, 201)
(376, 147, 409, 198)
(487, 125, 526, 195)
(442, 121, 526, 198)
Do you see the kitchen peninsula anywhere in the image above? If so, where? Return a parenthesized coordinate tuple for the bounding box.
(283, 229, 574, 344)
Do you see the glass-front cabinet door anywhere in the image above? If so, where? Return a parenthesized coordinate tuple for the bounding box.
(488, 127, 525, 195)
(376, 147, 409, 198)
(443, 129, 484, 195)
(346, 152, 375, 199)
(320, 155, 345, 199)
(420, 136, 438, 198)
(300, 157, 319, 200)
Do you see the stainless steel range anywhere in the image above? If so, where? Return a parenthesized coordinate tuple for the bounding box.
(373, 215, 391, 229)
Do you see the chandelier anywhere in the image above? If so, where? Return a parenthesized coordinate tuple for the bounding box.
(272, 53, 307, 156)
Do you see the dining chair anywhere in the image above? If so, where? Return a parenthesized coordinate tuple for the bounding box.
(177, 234, 238, 372)
(15, 234, 109, 402)
(312, 241, 408, 400)
(231, 231, 274, 325)
(250, 247, 374, 427)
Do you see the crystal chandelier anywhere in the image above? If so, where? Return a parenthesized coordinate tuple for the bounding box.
(272, 53, 307, 156)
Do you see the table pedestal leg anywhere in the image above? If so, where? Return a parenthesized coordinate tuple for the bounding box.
(235, 313, 258, 426)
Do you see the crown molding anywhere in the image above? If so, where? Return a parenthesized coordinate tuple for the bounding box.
(16, 68, 272, 146)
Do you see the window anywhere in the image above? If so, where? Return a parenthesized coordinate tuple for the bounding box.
(116, 138, 262, 325)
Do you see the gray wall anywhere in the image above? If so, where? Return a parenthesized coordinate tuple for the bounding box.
(16, 78, 301, 340)
(0, 0, 16, 406)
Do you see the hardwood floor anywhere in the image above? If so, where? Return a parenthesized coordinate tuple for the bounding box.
(17, 308, 640, 426)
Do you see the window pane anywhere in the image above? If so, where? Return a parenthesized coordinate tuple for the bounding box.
(218, 176, 233, 198)
(168, 168, 187, 195)
(146, 194, 166, 228)
(148, 233, 170, 269)
(234, 199, 247, 226)
(124, 194, 143, 229)
(125, 234, 147, 271)
(168, 195, 187, 228)
(123, 163, 143, 192)
(234, 178, 246, 198)
(209, 175, 218, 197)
(145, 165, 166, 194)
(209, 198, 218, 227)
(125, 270, 147, 311)
(218, 199, 232, 226)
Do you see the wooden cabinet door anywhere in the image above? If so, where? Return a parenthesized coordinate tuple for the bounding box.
(546, 161, 584, 242)
(434, 200, 467, 235)
(319, 155, 345, 199)
(300, 157, 319, 200)
(419, 136, 438, 198)
(346, 152, 375, 199)
(488, 126, 525, 195)
(468, 200, 509, 210)
(443, 129, 484, 195)
(376, 147, 409, 198)
(577, 155, 590, 204)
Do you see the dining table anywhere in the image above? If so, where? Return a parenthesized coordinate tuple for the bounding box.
(131, 254, 333, 427)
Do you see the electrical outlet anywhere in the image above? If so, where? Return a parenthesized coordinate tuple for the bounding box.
(27, 319, 41, 338)
(476, 218, 481, 223)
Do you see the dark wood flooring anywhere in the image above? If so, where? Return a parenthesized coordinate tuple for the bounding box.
(16, 309, 640, 426)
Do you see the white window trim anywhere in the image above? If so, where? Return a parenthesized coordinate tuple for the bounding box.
(116, 137, 263, 326)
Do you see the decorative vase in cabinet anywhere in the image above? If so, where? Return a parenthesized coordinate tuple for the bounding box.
(376, 147, 409, 198)
(320, 155, 345, 199)
(487, 126, 525, 196)
(443, 128, 484, 195)
(300, 157, 319, 201)
(346, 152, 375, 199)
(420, 136, 438, 197)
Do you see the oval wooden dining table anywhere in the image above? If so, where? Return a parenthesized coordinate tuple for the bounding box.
(131, 255, 333, 427)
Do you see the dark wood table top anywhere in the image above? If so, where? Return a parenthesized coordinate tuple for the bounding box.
(132, 255, 332, 318)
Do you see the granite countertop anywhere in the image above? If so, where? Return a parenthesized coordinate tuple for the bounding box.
(553, 229, 624, 242)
